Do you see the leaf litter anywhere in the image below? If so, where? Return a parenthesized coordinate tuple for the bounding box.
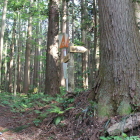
(0, 90, 140, 140)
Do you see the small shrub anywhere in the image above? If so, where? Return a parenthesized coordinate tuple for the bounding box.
(100, 133, 140, 140)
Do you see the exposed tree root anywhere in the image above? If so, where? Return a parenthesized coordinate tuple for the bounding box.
(107, 113, 140, 135)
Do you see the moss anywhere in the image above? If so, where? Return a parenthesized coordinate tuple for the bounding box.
(117, 101, 131, 115)
(97, 96, 113, 118)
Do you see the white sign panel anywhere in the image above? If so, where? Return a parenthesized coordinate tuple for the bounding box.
(70, 46, 87, 53)
(63, 63, 68, 79)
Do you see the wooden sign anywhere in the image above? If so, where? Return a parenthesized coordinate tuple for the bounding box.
(59, 33, 69, 49)
(63, 54, 70, 63)
(70, 46, 87, 53)
(65, 33, 69, 48)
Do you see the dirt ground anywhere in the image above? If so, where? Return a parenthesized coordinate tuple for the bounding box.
(0, 105, 101, 140)
(0, 91, 102, 140)
(0, 105, 36, 140)
(0, 91, 140, 140)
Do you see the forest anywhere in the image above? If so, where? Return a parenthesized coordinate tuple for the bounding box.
(0, 0, 140, 139)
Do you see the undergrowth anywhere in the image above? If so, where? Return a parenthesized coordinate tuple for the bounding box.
(100, 133, 140, 140)
(0, 90, 140, 139)
(0, 88, 74, 126)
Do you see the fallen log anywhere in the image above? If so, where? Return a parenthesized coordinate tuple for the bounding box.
(107, 113, 140, 135)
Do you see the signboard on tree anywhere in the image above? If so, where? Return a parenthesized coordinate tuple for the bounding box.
(59, 33, 69, 49)
(70, 46, 87, 53)
(63, 53, 70, 63)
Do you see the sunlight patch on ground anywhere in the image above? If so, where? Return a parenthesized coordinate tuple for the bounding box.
(0, 126, 16, 140)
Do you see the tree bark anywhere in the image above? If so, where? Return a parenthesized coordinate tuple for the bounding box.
(0, 0, 8, 91)
(81, 0, 88, 89)
(17, 17, 22, 93)
(89, 0, 98, 88)
(23, 0, 33, 94)
(9, 19, 16, 93)
(33, 21, 40, 88)
(96, 0, 140, 119)
(134, 2, 140, 31)
(45, 0, 60, 95)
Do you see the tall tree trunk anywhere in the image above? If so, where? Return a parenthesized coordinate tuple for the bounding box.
(61, 0, 67, 33)
(60, 0, 68, 88)
(38, 24, 43, 92)
(17, 20, 25, 93)
(9, 19, 16, 93)
(0, 0, 8, 91)
(71, 0, 74, 43)
(32, 0, 41, 89)
(81, 0, 88, 89)
(3, 41, 8, 92)
(135, 1, 140, 31)
(45, 0, 60, 95)
(17, 18, 22, 93)
(33, 21, 40, 88)
(66, 1, 69, 35)
(96, 0, 140, 119)
(14, 12, 20, 96)
(23, 0, 33, 94)
(89, 0, 98, 88)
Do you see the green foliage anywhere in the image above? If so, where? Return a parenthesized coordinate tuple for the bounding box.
(1, 128, 9, 133)
(78, 100, 97, 118)
(7, 0, 48, 21)
(87, 100, 97, 116)
(33, 119, 42, 126)
(74, 88, 84, 93)
(60, 86, 67, 95)
(13, 125, 29, 132)
(8, 0, 26, 11)
(100, 133, 140, 140)
(48, 105, 64, 114)
(74, 39, 84, 46)
(0, 91, 75, 126)
(53, 116, 64, 125)
(0, 92, 48, 112)
(132, 0, 140, 2)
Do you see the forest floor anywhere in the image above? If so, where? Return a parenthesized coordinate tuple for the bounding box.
(0, 91, 140, 140)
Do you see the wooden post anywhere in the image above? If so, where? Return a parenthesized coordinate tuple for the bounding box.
(59, 35, 87, 92)
(68, 45, 75, 92)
